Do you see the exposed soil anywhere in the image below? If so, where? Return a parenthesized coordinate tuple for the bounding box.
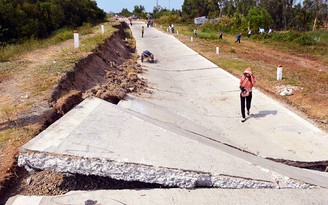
(1, 167, 165, 201)
(0, 22, 149, 204)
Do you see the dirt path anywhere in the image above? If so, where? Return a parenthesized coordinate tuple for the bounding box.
(0, 40, 75, 191)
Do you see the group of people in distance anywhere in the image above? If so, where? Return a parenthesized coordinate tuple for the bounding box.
(192, 28, 272, 44)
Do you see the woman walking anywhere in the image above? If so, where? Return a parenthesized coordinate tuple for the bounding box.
(239, 68, 256, 122)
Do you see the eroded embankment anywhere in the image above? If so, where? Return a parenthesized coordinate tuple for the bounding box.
(0, 22, 148, 204)
(49, 22, 147, 118)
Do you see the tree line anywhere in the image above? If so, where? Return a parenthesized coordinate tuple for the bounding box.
(181, 0, 328, 31)
(0, 0, 106, 45)
(120, 0, 327, 31)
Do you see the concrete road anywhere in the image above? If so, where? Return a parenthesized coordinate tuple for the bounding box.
(6, 189, 328, 205)
(124, 21, 328, 162)
(11, 20, 328, 205)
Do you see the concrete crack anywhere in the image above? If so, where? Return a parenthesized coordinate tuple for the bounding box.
(18, 151, 286, 189)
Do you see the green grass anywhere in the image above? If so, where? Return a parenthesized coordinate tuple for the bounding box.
(27, 23, 117, 95)
(308, 30, 328, 44)
(0, 22, 103, 62)
(216, 58, 256, 74)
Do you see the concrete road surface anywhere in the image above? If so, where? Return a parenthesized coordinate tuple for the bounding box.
(6, 189, 328, 205)
(124, 21, 328, 162)
(11, 20, 328, 205)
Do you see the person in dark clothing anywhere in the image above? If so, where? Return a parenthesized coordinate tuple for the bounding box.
(235, 33, 241, 43)
(141, 26, 144, 38)
(219, 30, 223, 39)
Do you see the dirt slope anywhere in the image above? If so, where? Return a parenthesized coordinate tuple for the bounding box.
(0, 22, 148, 203)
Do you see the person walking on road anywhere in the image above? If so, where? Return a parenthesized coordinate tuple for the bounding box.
(235, 33, 241, 43)
(141, 26, 144, 38)
(239, 67, 256, 122)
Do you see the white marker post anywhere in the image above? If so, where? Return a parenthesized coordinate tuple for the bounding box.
(74, 30, 79, 48)
(101, 24, 104, 35)
(191, 37, 193, 42)
(277, 65, 283, 80)
(216, 47, 220, 56)
(177, 30, 179, 35)
(167, 28, 169, 32)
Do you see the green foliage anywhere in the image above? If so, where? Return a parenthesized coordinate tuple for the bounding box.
(133, 5, 146, 18)
(308, 30, 328, 44)
(200, 15, 240, 33)
(182, 0, 214, 22)
(153, 6, 182, 19)
(158, 13, 181, 24)
(0, 23, 97, 62)
(181, 0, 328, 31)
(252, 31, 316, 46)
(197, 31, 219, 39)
(79, 23, 93, 35)
(0, 0, 106, 44)
(120, 8, 131, 17)
(246, 7, 273, 32)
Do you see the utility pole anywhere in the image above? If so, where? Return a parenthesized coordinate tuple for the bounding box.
(156, 0, 158, 7)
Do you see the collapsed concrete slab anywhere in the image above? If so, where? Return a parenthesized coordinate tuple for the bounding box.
(18, 97, 317, 189)
(6, 189, 328, 205)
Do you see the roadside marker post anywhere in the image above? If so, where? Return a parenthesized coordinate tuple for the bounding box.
(177, 31, 179, 35)
(277, 65, 283, 80)
(216, 47, 220, 56)
(74, 30, 79, 48)
(191, 37, 193, 42)
(101, 24, 104, 35)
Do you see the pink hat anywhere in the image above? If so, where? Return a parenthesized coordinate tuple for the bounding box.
(244, 67, 252, 74)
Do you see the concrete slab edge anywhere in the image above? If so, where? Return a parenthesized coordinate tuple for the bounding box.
(18, 151, 317, 189)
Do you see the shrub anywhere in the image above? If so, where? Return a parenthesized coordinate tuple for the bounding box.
(158, 14, 181, 25)
(253, 31, 315, 46)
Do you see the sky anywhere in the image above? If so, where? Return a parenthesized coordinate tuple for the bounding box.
(95, 0, 185, 13)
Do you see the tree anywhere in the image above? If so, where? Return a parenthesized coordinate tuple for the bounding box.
(182, 0, 210, 20)
(234, 0, 257, 16)
(120, 8, 131, 17)
(292, 3, 313, 31)
(246, 6, 273, 31)
(0, 0, 106, 44)
(133, 5, 146, 18)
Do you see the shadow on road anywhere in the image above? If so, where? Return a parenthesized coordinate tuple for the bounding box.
(251, 110, 277, 119)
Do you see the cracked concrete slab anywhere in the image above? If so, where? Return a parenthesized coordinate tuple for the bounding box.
(19, 97, 318, 189)
(129, 21, 328, 163)
(6, 189, 328, 205)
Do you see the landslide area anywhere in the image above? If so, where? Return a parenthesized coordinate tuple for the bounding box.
(0, 21, 149, 203)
